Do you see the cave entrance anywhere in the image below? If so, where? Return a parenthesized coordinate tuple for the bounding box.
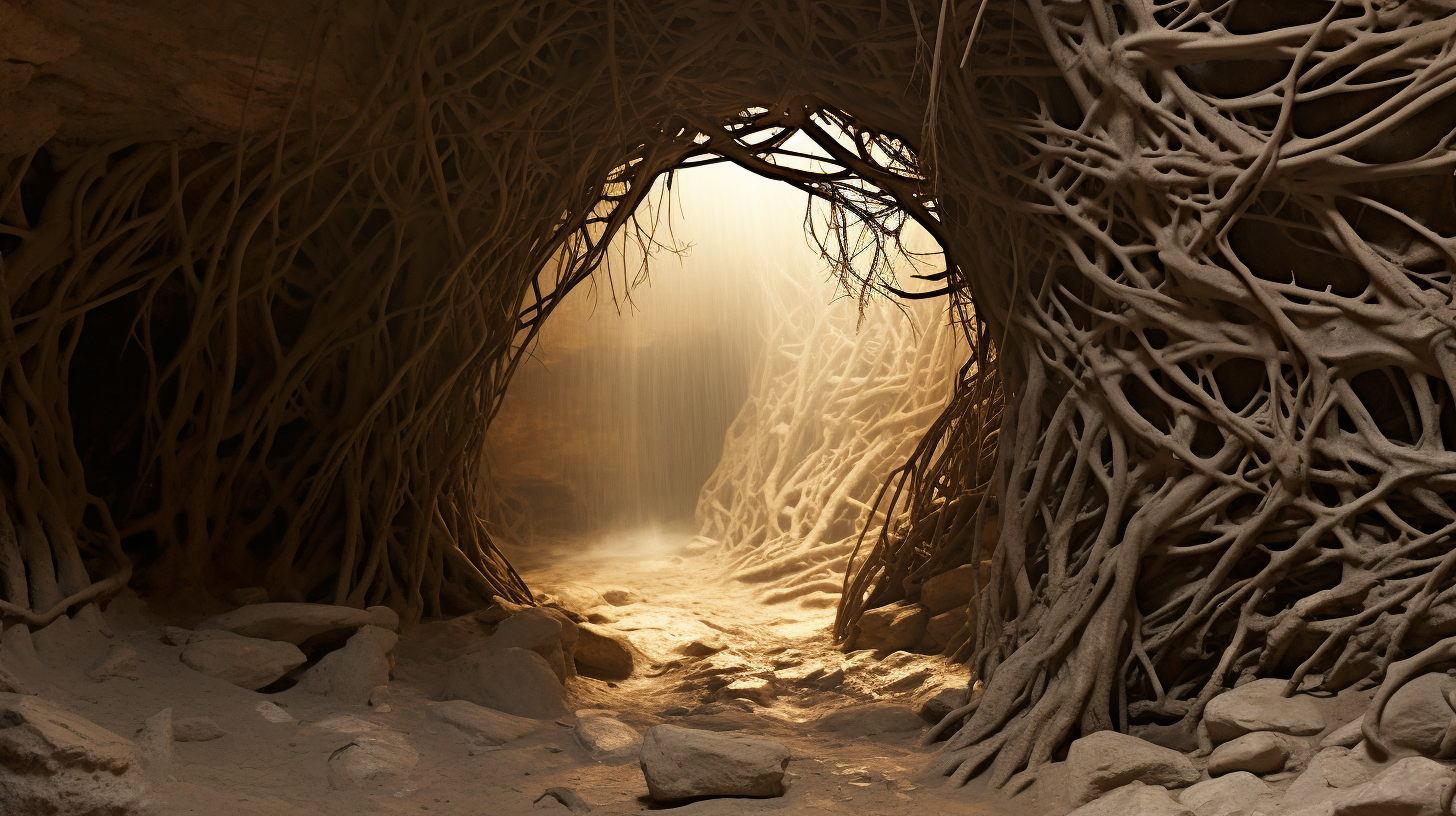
(480, 129, 964, 684)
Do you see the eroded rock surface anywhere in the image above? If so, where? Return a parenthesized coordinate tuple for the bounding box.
(574, 623, 634, 680)
(1068, 781, 1193, 816)
(0, 693, 149, 816)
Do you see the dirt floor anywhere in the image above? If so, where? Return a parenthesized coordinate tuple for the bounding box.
(5, 528, 1059, 815)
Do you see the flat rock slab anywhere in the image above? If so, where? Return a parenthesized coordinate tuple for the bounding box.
(0, 692, 149, 816)
(1204, 678, 1325, 743)
(639, 724, 790, 801)
(423, 700, 542, 746)
(197, 602, 376, 645)
(1068, 782, 1193, 816)
(445, 646, 568, 719)
(180, 633, 306, 690)
(1064, 730, 1200, 805)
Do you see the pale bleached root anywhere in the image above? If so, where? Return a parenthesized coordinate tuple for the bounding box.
(695, 263, 962, 604)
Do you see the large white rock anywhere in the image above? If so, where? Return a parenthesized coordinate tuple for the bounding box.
(423, 700, 541, 746)
(0, 693, 149, 816)
(1069, 782, 1193, 816)
(1375, 672, 1456, 756)
(489, 608, 572, 682)
(197, 602, 375, 645)
(574, 624, 634, 681)
(574, 710, 641, 763)
(1283, 756, 1455, 816)
(1179, 771, 1277, 816)
(1062, 730, 1200, 806)
(1204, 679, 1325, 743)
(179, 632, 306, 689)
(1207, 731, 1290, 776)
(444, 646, 568, 719)
(296, 625, 395, 704)
(326, 730, 418, 790)
(639, 725, 790, 801)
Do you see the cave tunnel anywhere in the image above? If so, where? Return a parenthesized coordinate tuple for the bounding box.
(4, 1, 1456, 814)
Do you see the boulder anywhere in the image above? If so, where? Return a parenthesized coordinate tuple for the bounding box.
(639, 724, 790, 801)
(172, 716, 225, 742)
(326, 730, 418, 790)
(444, 647, 568, 719)
(1178, 772, 1277, 816)
(1207, 731, 1290, 776)
(1068, 782, 1193, 816)
(816, 703, 925, 737)
(196, 602, 375, 645)
(179, 632, 307, 690)
(1283, 756, 1455, 816)
(1321, 716, 1365, 750)
(1064, 730, 1201, 805)
(296, 625, 396, 704)
(574, 710, 641, 763)
(363, 607, 398, 632)
(920, 604, 972, 653)
(488, 608, 572, 682)
(0, 693, 149, 815)
(918, 686, 970, 724)
(920, 563, 977, 615)
(853, 603, 926, 654)
(574, 623, 634, 680)
(86, 643, 140, 681)
(423, 700, 541, 746)
(1203, 679, 1325, 743)
(1376, 671, 1456, 756)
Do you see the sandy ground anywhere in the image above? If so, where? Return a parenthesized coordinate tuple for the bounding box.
(5, 529, 1052, 815)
